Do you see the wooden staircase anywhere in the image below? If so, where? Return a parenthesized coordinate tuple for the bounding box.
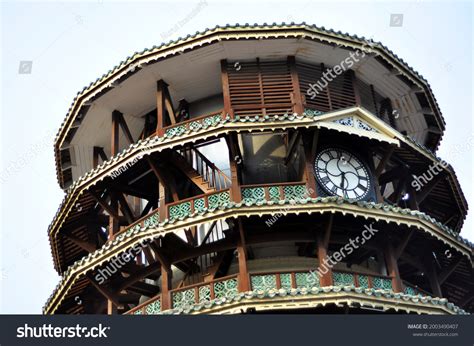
(169, 147, 231, 193)
(178, 220, 233, 287)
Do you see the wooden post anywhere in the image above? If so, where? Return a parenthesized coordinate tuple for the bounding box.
(220, 60, 233, 118)
(111, 110, 120, 156)
(107, 301, 117, 315)
(302, 130, 319, 198)
(160, 265, 172, 310)
(158, 180, 167, 221)
(226, 134, 242, 202)
(384, 242, 403, 292)
(425, 260, 443, 297)
(237, 220, 250, 291)
(350, 70, 361, 106)
(317, 215, 333, 286)
(156, 80, 167, 136)
(288, 56, 304, 114)
(108, 193, 120, 240)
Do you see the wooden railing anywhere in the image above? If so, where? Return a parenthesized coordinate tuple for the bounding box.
(166, 189, 231, 220)
(170, 274, 239, 310)
(160, 111, 224, 137)
(124, 269, 432, 314)
(113, 207, 160, 240)
(125, 294, 161, 315)
(179, 147, 231, 191)
(241, 181, 308, 203)
(116, 182, 309, 240)
(249, 269, 395, 291)
(403, 280, 431, 297)
(125, 275, 239, 314)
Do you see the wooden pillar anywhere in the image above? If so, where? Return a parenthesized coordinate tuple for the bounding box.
(156, 80, 167, 136)
(350, 70, 361, 106)
(302, 130, 319, 198)
(111, 110, 120, 156)
(107, 301, 117, 315)
(317, 215, 333, 286)
(317, 234, 332, 286)
(237, 220, 250, 291)
(288, 56, 304, 114)
(425, 260, 443, 297)
(384, 242, 403, 292)
(160, 265, 172, 310)
(227, 134, 242, 202)
(158, 180, 167, 221)
(108, 196, 120, 240)
(220, 60, 234, 118)
(406, 184, 419, 210)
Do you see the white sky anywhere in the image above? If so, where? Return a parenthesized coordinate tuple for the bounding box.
(0, 0, 472, 314)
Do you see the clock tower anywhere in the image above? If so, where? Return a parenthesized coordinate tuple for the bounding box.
(45, 23, 472, 315)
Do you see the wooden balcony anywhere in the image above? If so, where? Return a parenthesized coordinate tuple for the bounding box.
(124, 269, 429, 315)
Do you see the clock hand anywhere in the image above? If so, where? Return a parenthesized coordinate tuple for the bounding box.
(340, 172, 345, 189)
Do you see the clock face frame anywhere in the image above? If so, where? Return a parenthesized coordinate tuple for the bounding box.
(314, 148, 371, 200)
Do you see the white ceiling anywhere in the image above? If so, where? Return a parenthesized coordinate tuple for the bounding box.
(69, 38, 428, 182)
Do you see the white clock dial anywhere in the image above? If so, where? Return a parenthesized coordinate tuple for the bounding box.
(314, 148, 370, 200)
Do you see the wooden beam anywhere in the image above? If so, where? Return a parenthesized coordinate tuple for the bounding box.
(116, 112, 134, 144)
(164, 96, 176, 125)
(394, 230, 414, 260)
(379, 166, 406, 185)
(458, 288, 474, 307)
(93, 146, 108, 168)
(184, 227, 197, 246)
(204, 250, 230, 282)
(172, 229, 324, 264)
(415, 172, 447, 204)
(86, 275, 121, 307)
(89, 190, 121, 222)
(140, 200, 154, 218)
(117, 261, 161, 291)
(149, 241, 172, 269)
(146, 156, 179, 202)
(438, 257, 463, 285)
(112, 183, 154, 201)
(115, 193, 136, 224)
(389, 179, 405, 203)
(375, 147, 394, 178)
(63, 233, 97, 253)
(176, 99, 189, 122)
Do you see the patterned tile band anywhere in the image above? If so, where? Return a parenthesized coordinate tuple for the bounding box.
(127, 271, 464, 315)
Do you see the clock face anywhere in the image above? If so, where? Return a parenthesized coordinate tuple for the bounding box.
(314, 148, 370, 200)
